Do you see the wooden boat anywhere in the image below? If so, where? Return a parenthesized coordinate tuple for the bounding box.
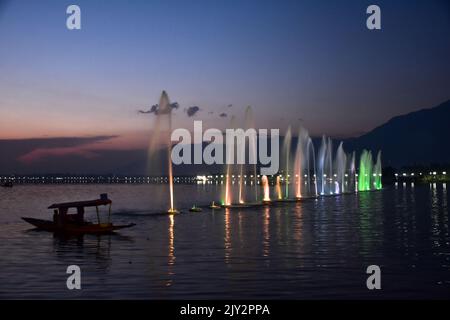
(22, 194, 135, 235)
(22, 217, 135, 234)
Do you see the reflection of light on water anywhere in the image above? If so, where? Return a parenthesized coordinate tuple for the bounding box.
(238, 212, 243, 242)
(224, 209, 231, 264)
(166, 215, 175, 287)
(168, 215, 175, 265)
(263, 206, 270, 257)
(293, 204, 303, 242)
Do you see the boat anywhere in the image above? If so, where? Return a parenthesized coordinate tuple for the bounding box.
(189, 205, 202, 212)
(22, 194, 135, 235)
(1, 181, 13, 188)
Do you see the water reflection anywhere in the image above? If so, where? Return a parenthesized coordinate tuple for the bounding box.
(263, 206, 270, 258)
(51, 233, 132, 273)
(1, 183, 449, 299)
(224, 208, 232, 264)
(166, 214, 175, 287)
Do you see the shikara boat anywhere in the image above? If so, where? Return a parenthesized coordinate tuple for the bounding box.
(22, 194, 135, 235)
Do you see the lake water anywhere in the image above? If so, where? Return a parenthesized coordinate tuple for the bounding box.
(0, 182, 449, 299)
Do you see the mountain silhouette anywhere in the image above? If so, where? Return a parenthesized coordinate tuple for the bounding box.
(344, 99, 450, 167)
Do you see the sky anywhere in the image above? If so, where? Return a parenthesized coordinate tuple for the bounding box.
(0, 0, 449, 172)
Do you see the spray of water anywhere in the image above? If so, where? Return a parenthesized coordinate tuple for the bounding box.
(262, 175, 271, 202)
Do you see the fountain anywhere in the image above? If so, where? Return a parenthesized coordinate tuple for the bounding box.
(237, 106, 258, 204)
(145, 93, 383, 213)
(261, 175, 271, 204)
(223, 116, 236, 206)
(147, 90, 179, 214)
(282, 126, 292, 198)
(358, 149, 373, 191)
(217, 118, 382, 206)
(374, 151, 382, 190)
(318, 136, 333, 195)
(294, 128, 303, 199)
(334, 142, 347, 194)
(276, 176, 282, 200)
(307, 137, 318, 197)
(347, 151, 356, 193)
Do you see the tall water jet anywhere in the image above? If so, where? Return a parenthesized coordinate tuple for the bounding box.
(262, 175, 271, 203)
(334, 142, 347, 194)
(347, 151, 356, 192)
(276, 176, 282, 200)
(146, 90, 178, 214)
(317, 136, 327, 195)
(325, 137, 333, 194)
(238, 106, 257, 204)
(223, 116, 237, 206)
(245, 106, 259, 202)
(358, 149, 373, 191)
(282, 126, 292, 198)
(294, 126, 310, 198)
(294, 129, 302, 199)
(374, 151, 382, 190)
(161, 91, 177, 213)
(318, 136, 334, 195)
(306, 137, 318, 196)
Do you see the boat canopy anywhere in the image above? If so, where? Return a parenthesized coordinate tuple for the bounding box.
(48, 198, 111, 209)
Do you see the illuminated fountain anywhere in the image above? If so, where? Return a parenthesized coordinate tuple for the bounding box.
(347, 151, 357, 193)
(261, 175, 271, 204)
(147, 90, 179, 214)
(374, 151, 382, 190)
(276, 176, 282, 200)
(246, 106, 259, 203)
(237, 106, 258, 204)
(214, 109, 382, 208)
(162, 92, 178, 214)
(306, 137, 318, 197)
(223, 116, 236, 206)
(294, 128, 303, 199)
(146, 93, 382, 214)
(293, 126, 318, 199)
(282, 126, 292, 198)
(358, 149, 383, 191)
(318, 136, 333, 195)
(334, 142, 347, 194)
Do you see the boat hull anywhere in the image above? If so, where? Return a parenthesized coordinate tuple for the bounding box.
(22, 217, 135, 235)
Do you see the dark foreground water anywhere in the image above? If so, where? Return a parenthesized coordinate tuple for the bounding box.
(0, 182, 449, 299)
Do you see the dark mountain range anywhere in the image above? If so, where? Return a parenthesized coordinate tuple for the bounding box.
(344, 99, 450, 167)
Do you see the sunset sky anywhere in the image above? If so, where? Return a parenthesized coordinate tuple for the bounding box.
(0, 0, 449, 172)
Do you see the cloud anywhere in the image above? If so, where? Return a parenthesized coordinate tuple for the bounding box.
(19, 147, 99, 164)
(186, 106, 200, 117)
(138, 102, 179, 115)
(219, 113, 227, 118)
(0, 136, 117, 166)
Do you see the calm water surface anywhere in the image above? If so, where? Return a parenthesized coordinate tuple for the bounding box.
(0, 183, 449, 299)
